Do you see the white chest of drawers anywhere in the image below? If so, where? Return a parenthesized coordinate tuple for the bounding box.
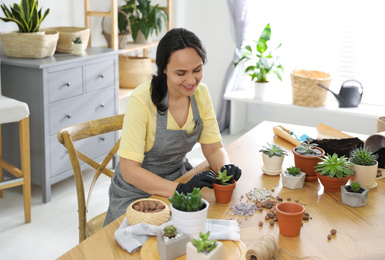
(0, 48, 120, 203)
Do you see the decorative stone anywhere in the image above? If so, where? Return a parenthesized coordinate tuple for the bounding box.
(186, 241, 223, 260)
(341, 185, 369, 207)
(281, 170, 306, 189)
(156, 230, 191, 260)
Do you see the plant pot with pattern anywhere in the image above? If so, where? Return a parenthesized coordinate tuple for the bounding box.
(315, 153, 355, 192)
(259, 143, 288, 175)
(186, 231, 223, 260)
(293, 139, 325, 181)
(212, 169, 236, 204)
(349, 147, 379, 189)
(341, 181, 369, 207)
(281, 166, 306, 190)
(169, 188, 208, 238)
(157, 225, 191, 260)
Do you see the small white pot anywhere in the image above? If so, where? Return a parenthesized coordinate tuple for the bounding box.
(254, 81, 269, 99)
(170, 199, 209, 238)
(281, 170, 306, 189)
(72, 42, 87, 56)
(186, 241, 223, 260)
(350, 162, 378, 188)
(262, 153, 284, 173)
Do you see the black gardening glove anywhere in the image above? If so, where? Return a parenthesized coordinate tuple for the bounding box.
(176, 170, 217, 194)
(220, 164, 242, 181)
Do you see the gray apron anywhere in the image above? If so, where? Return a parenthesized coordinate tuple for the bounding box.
(104, 94, 203, 226)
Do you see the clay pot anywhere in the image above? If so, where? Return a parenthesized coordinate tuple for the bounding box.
(316, 172, 351, 192)
(293, 147, 325, 182)
(351, 162, 378, 188)
(212, 180, 236, 204)
(275, 202, 305, 237)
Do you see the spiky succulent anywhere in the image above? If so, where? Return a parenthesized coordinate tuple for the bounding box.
(163, 225, 177, 238)
(286, 166, 301, 176)
(349, 147, 378, 166)
(349, 181, 361, 192)
(259, 143, 288, 158)
(315, 153, 354, 179)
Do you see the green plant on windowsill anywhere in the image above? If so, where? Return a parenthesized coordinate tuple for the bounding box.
(168, 187, 204, 212)
(192, 231, 218, 253)
(349, 147, 378, 166)
(0, 0, 50, 33)
(315, 153, 354, 179)
(259, 143, 288, 158)
(216, 169, 233, 185)
(234, 23, 283, 83)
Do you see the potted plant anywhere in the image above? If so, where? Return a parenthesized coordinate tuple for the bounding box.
(275, 202, 305, 237)
(281, 166, 306, 190)
(234, 23, 284, 99)
(168, 188, 208, 238)
(212, 169, 236, 204)
(293, 139, 325, 182)
(0, 0, 58, 58)
(186, 231, 223, 260)
(259, 143, 288, 175)
(341, 181, 369, 207)
(314, 153, 355, 192)
(101, 9, 131, 49)
(120, 0, 168, 44)
(156, 225, 191, 260)
(72, 36, 87, 56)
(349, 147, 379, 189)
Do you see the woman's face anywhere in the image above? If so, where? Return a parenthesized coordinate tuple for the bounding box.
(164, 47, 203, 98)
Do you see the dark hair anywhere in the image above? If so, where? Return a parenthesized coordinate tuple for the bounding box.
(151, 28, 207, 112)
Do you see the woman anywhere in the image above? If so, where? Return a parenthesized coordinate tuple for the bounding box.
(104, 28, 242, 225)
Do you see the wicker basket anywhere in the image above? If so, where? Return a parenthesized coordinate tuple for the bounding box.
(119, 55, 154, 88)
(291, 69, 332, 107)
(377, 117, 385, 133)
(42, 27, 90, 53)
(126, 198, 170, 226)
(0, 30, 59, 59)
(102, 10, 131, 49)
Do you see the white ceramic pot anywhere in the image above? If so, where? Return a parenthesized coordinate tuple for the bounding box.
(134, 30, 153, 44)
(254, 81, 269, 99)
(262, 153, 284, 173)
(72, 42, 87, 56)
(350, 162, 378, 188)
(170, 199, 208, 238)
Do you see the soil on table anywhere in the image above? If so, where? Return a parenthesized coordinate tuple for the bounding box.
(374, 147, 385, 169)
(345, 186, 365, 194)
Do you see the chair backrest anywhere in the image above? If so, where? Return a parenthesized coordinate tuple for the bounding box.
(57, 114, 124, 242)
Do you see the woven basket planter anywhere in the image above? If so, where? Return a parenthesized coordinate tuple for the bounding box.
(0, 30, 59, 59)
(42, 27, 90, 53)
(291, 69, 332, 107)
(119, 55, 154, 88)
(126, 198, 170, 226)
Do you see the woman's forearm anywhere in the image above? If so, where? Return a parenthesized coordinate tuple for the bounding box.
(201, 142, 230, 173)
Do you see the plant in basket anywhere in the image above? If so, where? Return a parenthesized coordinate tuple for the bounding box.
(349, 147, 378, 188)
(341, 181, 369, 207)
(186, 231, 223, 260)
(259, 143, 287, 175)
(212, 169, 236, 204)
(314, 153, 355, 192)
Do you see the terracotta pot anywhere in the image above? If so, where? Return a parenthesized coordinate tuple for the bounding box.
(316, 172, 351, 192)
(275, 202, 305, 237)
(341, 185, 369, 207)
(351, 162, 378, 188)
(293, 147, 325, 182)
(212, 180, 236, 204)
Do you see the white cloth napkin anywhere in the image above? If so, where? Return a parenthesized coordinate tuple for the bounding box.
(114, 217, 240, 253)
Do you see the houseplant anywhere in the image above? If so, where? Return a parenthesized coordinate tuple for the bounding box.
(120, 0, 168, 43)
(72, 36, 87, 56)
(314, 153, 355, 192)
(293, 139, 325, 182)
(349, 147, 378, 188)
(281, 166, 306, 190)
(101, 9, 131, 49)
(341, 181, 369, 207)
(0, 0, 58, 58)
(275, 202, 305, 237)
(234, 23, 284, 99)
(259, 143, 288, 175)
(186, 231, 223, 260)
(212, 169, 236, 204)
(168, 188, 208, 238)
(156, 225, 191, 260)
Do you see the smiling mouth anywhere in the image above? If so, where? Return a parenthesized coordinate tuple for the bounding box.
(183, 85, 195, 90)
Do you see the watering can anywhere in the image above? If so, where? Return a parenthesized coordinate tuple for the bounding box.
(316, 79, 363, 108)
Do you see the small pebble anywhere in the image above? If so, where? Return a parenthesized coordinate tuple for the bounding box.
(269, 220, 275, 226)
(327, 234, 332, 240)
(295, 199, 299, 203)
(287, 197, 291, 201)
(330, 229, 337, 235)
(258, 221, 263, 226)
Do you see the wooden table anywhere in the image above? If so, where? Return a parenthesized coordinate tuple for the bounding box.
(58, 121, 385, 260)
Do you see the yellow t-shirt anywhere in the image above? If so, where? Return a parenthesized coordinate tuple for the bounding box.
(117, 80, 222, 163)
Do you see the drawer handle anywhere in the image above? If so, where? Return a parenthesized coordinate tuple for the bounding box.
(99, 103, 105, 108)
(99, 137, 105, 141)
(64, 82, 71, 87)
(98, 74, 104, 79)
(65, 114, 72, 119)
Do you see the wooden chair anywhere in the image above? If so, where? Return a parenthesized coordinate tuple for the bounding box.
(57, 114, 124, 242)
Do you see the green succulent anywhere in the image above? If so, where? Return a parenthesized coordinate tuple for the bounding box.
(349, 181, 361, 192)
(0, 0, 50, 33)
(216, 169, 233, 185)
(259, 143, 288, 158)
(349, 147, 378, 166)
(192, 231, 217, 253)
(295, 138, 322, 156)
(163, 225, 177, 238)
(168, 187, 204, 212)
(286, 166, 301, 176)
(73, 36, 82, 44)
(314, 153, 354, 179)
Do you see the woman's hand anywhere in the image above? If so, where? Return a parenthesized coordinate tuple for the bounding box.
(176, 170, 217, 194)
(220, 164, 242, 181)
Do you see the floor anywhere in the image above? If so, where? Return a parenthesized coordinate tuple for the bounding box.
(0, 130, 247, 260)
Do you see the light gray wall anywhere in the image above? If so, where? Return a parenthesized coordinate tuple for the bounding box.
(0, 0, 234, 112)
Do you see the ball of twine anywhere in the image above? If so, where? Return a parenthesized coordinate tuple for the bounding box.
(246, 235, 278, 260)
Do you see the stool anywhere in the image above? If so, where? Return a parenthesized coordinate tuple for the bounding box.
(0, 95, 31, 223)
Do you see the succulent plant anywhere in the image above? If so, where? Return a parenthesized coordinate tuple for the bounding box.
(315, 153, 354, 179)
(286, 166, 301, 176)
(295, 138, 322, 156)
(216, 169, 233, 185)
(168, 187, 204, 212)
(259, 143, 288, 158)
(349, 181, 361, 192)
(73, 36, 82, 44)
(349, 147, 378, 166)
(192, 231, 217, 253)
(163, 225, 177, 238)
